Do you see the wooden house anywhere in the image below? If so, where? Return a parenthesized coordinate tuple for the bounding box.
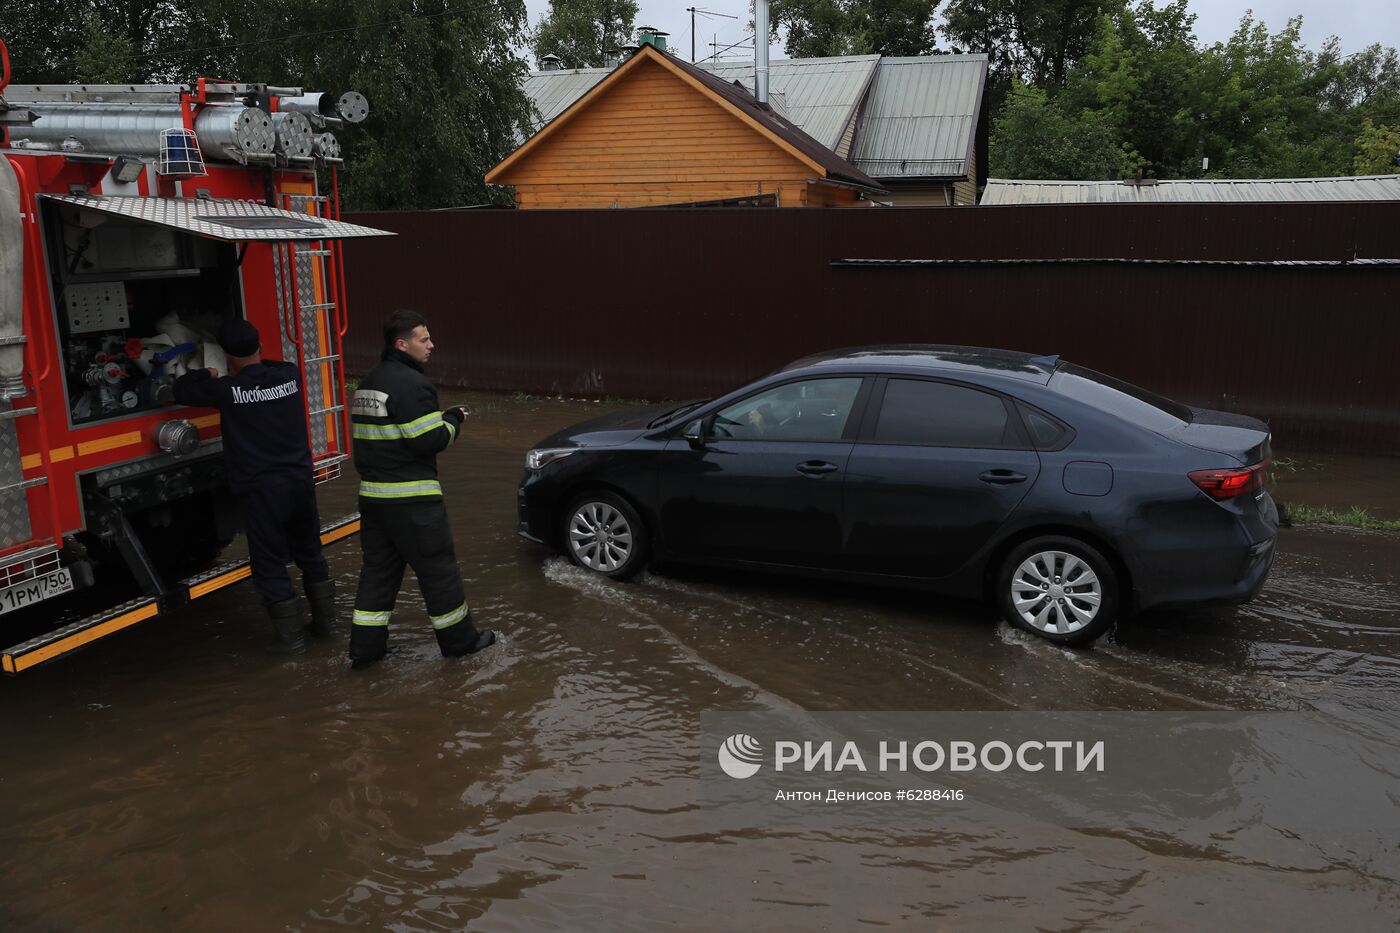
(486, 43, 884, 209)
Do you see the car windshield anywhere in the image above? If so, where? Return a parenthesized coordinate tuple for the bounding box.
(1050, 364, 1192, 432)
(648, 399, 708, 428)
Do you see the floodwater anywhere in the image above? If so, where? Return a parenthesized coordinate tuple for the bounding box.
(2, 391, 1398, 930)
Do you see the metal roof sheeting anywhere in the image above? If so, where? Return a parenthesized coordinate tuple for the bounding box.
(520, 54, 984, 182)
(522, 67, 610, 130)
(850, 54, 988, 180)
(703, 56, 879, 151)
(522, 57, 879, 151)
(982, 175, 1400, 204)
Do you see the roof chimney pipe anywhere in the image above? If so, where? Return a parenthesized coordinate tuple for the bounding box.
(754, 0, 770, 104)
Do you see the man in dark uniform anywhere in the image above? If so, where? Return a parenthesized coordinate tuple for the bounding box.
(348, 309, 496, 669)
(173, 319, 336, 654)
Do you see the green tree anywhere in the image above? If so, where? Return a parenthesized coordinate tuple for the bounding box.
(0, 1, 538, 210)
(769, 0, 940, 58)
(1353, 119, 1400, 174)
(942, 0, 1121, 113)
(989, 81, 1129, 178)
(531, 0, 639, 69)
(72, 12, 143, 83)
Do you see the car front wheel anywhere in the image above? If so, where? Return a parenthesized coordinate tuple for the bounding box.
(561, 491, 648, 580)
(996, 536, 1118, 646)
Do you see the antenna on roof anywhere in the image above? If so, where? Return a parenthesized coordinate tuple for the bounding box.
(686, 7, 738, 63)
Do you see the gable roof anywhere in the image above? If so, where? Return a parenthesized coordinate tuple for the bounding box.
(850, 54, 988, 180)
(520, 52, 987, 183)
(490, 44, 882, 191)
(704, 55, 880, 152)
(982, 175, 1400, 204)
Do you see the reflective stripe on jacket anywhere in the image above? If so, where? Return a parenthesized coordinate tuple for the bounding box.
(350, 348, 464, 499)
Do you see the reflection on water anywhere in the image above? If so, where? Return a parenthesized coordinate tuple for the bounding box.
(1, 391, 1397, 929)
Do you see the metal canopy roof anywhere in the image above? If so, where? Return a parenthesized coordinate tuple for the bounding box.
(850, 54, 988, 180)
(982, 175, 1400, 204)
(42, 194, 395, 241)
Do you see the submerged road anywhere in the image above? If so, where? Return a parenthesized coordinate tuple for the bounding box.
(2, 392, 1397, 929)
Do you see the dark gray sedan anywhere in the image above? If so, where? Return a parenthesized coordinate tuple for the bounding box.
(518, 346, 1278, 646)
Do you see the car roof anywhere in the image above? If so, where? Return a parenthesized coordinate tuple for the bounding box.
(778, 345, 1059, 384)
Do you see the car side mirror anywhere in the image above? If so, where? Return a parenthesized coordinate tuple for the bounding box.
(681, 418, 706, 449)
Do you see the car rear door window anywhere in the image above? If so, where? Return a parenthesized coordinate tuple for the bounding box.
(710, 378, 863, 441)
(873, 379, 1017, 448)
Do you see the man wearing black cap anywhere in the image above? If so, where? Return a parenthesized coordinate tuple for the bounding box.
(172, 318, 336, 654)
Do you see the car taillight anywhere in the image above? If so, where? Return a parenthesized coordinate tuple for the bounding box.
(1189, 460, 1268, 500)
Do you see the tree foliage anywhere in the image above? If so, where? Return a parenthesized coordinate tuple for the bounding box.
(531, 0, 639, 70)
(989, 82, 1129, 179)
(769, 0, 940, 58)
(1353, 120, 1400, 175)
(943, 0, 1117, 112)
(0, 1, 538, 210)
(984, 1, 1400, 180)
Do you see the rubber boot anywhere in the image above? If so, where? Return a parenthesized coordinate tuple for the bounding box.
(349, 623, 389, 670)
(264, 598, 307, 655)
(305, 578, 338, 639)
(440, 612, 497, 658)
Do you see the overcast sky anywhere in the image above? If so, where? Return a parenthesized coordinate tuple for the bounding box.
(521, 2, 1400, 67)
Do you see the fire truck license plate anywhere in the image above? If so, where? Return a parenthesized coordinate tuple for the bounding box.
(0, 568, 74, 616)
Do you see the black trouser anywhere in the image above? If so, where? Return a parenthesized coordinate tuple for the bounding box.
(239, 474, 329, 606)
(350, 497, 480, 661)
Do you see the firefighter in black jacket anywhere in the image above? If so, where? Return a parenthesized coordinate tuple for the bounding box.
(173, 319, 336, 654)
(348, 309, 496, 668)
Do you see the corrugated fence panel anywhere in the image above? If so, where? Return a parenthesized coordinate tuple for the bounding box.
(342, 204, 1400, 455)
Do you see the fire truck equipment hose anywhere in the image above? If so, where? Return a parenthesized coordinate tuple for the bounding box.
(14, 103, 275, 163)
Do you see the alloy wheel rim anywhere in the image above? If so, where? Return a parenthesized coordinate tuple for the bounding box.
(568, 502, 633, 572)
(1011, 550, 1102, 635)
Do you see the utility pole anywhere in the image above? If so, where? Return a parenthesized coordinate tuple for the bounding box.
(687, 7, 738, 63)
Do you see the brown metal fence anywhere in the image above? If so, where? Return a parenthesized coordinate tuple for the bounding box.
(341, 204, 1400, 455)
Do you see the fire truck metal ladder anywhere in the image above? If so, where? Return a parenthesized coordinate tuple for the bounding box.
(0, 155, 62, 586)
(275, 193, 348, 484)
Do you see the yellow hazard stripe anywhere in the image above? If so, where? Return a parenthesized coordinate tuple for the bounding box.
(22, 446, 75, 470)
(77, 431, 143, 458)
(320, 519, 361, 545)
(188, 566, 252, 600)
(4, 602, 160, 673)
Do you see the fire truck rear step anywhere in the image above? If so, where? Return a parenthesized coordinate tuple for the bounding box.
(1, 513, 361, 674)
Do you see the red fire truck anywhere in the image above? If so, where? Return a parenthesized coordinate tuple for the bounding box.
(0, 38, 390, 673)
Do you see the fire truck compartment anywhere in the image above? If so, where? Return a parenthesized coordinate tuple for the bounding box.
(42, 198, 246, 427)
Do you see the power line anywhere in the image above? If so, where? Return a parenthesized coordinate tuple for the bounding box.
(14, 0, 501, 74)
(697, 33, 756, 65)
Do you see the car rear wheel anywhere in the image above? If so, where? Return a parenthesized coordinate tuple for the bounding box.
(562, 491, 648, 580)
(996, 536, 1118, 646)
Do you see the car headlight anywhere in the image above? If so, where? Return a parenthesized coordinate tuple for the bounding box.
(525, 447, 577, 471)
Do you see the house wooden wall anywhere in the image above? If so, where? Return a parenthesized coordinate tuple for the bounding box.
(497, 57, 859, 209)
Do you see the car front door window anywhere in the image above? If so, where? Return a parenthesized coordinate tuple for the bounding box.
(710, 378, 863, 442)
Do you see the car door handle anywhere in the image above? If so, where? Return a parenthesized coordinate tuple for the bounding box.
(979, 469, 1028, 485)
(796, 460, 839, 476)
